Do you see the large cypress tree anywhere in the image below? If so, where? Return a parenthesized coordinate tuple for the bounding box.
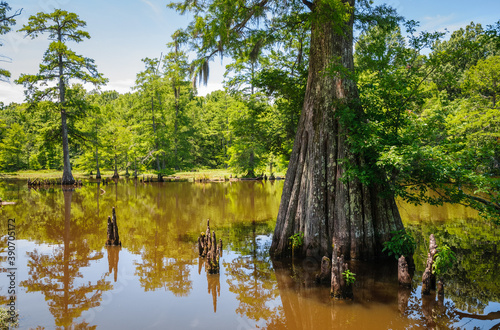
(169, 0, 404, 259)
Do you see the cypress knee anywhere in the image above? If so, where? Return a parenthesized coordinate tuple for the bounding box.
(316, 256, 331, 284)
(106, 216, 114, 246)
(398, 255, 412, 288)
(330, 247, 352, 299)
(422, 234, 437, 295)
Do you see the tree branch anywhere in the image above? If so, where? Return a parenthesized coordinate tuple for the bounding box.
(455, 310, 500, 321)
(465, 193, 500, 212)
(302, 0, 313, 11)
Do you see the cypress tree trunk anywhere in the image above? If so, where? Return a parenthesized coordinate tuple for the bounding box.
(270, 0, 404, 260)
(58, 31, 74, 186)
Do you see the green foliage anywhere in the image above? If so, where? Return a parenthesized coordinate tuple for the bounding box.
(15, 9, 107, 102)
(288, 232, 304, 251)
(342, 269, 356, 285)
(354, 20, 500, 223)
(0, 122, 28, 171)
(432, 244, 457, 277)
(382, 230, 416, 259)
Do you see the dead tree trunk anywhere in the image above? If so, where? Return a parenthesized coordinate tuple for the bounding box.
(106, 207, 121, 246)
(421, 234, 437, 295)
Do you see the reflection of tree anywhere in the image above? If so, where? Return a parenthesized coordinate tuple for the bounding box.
(106, 246, 120, 282)
(224, 222, 282, 326)
(134, 230, 195, 296)
(407, 218, 500, 314)
(207, 273, 220, 313)
(20, 189, 112, 330)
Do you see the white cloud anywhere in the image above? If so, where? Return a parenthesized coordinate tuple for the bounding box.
(196, 81, 224, 97)
(0, 83, 25, 105)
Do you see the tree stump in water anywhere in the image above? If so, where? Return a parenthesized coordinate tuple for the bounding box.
(421, 234, 437, 295)
(316, 256, 331, 284)
(197, 219, 222, 274)
(398, 255, 412, 288)
(330, 248, 352, 299)
(106, 207, 121, 246)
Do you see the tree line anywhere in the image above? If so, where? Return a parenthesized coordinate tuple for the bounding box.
(0, 3, 499, 227)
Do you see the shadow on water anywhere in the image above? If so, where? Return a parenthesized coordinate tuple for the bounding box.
(0, 178, 499, 329)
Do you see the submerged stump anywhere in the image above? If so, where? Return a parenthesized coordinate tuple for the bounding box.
(421, 234, 437, 295)
(105, 207, 121, 246)
(316, 256, 331, 284)
(398, 255, 412, 288)
(198, 219, 222, 274)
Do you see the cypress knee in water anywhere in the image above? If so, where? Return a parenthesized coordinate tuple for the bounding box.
(398, 255, 412, 288)
(106, 207, 121, 246)
(106, 216, 114, 246)
(421, 234, 437, 295)
(316, 256, 331, 284)
(330, 247, 352, 299)
(197, 219, 222, 274)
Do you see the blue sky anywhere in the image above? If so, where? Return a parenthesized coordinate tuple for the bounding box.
(1, 0, 499, 104)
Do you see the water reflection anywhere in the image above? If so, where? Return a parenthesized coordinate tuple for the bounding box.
(207, 273, 220, 313)
(20, 189, 112, 329)
(0, 179, 499, 329)
(106, 246, 120, 282)
(223, 222, 282, 327)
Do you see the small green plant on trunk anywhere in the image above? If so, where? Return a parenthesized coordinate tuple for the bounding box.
(289, 232, 304, 259)
(342, 269, 356, 285)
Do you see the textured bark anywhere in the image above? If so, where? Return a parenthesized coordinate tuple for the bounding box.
(198, 220, 222, 274)
(270, 0, 403, 260)
(106, 207, 121, 246)
(330, 248, 352, 299)
(58, 30, 75, 186)
(422, 234, 437, 295)
(95, 121, 101, 180)
(398, 255, 412, 288)
(315, 256, 331, 284)
(61, 111, 75, 185)
(106, 216, 114, 246)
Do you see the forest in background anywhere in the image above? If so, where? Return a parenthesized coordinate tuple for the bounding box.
(0, 2, 499, 222)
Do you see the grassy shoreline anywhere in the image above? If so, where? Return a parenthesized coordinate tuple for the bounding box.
(1, 168, 286, 181)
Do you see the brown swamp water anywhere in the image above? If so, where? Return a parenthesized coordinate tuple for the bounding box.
(0, 179, 499, 329)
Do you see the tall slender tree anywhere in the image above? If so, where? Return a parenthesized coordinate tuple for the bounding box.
(16, 9, 106, 184)
(169, 0, 404, 259)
